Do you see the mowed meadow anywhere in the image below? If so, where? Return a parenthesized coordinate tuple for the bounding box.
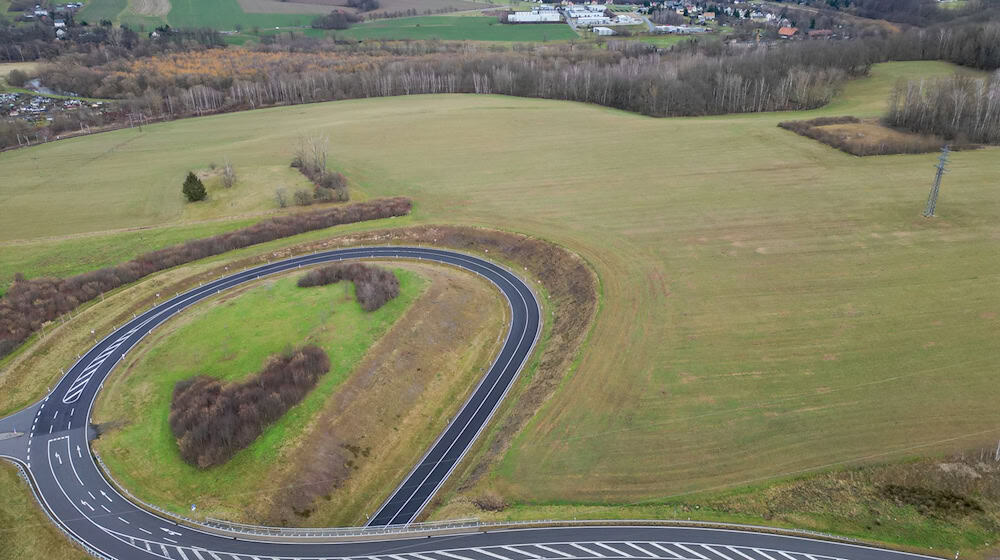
(1, 60, 998, 511)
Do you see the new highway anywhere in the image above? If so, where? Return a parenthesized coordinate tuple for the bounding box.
(0, 247, 938, 560)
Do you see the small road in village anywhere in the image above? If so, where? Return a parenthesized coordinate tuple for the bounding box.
(0, 246, 939, 560)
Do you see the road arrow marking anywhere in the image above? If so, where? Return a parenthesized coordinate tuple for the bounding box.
(54, 452, 62, 465)
(76, 445, 82, 458)
(100, 490, 112, 502)
(160, 527, 182, 537)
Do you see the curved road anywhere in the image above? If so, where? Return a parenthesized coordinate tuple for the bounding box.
(0, 247, 936, 560)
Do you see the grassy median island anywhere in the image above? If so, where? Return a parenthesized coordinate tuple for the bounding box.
(91, 268, 425, 519)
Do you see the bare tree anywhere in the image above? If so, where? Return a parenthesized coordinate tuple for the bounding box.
(221, 157, 236, 188)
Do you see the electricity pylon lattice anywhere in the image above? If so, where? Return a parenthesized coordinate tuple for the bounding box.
(923, 145, 950, 218)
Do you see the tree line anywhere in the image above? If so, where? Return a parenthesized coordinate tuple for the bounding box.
(0, 197, 412, 358)
(298, 263, 400, 312)
(170, 345, 330, 468)
(886, 72, 1000, 144)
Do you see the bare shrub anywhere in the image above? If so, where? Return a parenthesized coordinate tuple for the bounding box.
(0, 198, 412, 358)
(221, 157, 236, 188)
(291, 135, 349, 204)
(472, 491, 508, 512)
(169, 345, 330, 468)
(298, 263, 399, 312)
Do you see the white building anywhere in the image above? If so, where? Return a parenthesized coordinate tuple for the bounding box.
(574, 15, 612, 26)
(592, 26, 615, 35)
(612, 15, 642, 25)
(508, 10, 564, 23)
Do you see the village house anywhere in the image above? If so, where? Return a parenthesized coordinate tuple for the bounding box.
(778, 26, 798, 38)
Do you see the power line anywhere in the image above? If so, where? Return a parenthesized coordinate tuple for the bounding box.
(922, 145, 949, 218)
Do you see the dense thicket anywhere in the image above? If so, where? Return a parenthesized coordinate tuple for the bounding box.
(886, 72, 1000, 143)
(170, 346, 330, 468)
(298, 263, 399, 311)
(311, 10, 362, 30)
(0, 197, 412, 358)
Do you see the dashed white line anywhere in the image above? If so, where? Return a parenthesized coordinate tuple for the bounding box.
(138, 527, 153, 535)
(117, 516, 130, 524)
(100, 504, 111, 513)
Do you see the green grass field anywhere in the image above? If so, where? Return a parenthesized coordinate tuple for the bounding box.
(339, 16, 578, 41)
(78, 0, 128, 23)
(92, 269, 425, 519)
(2, 60, 999, 551)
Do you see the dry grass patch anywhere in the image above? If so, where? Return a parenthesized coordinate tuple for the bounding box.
(131, 0, 171, 17)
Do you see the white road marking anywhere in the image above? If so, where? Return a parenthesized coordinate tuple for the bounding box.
(100, 504, 111, 513)
(80, 500, 94, 512)
(569, 543, 603, 557)
(673, 545, 710, 560)
(504, 546, 541, 559)
(439, 551, 478, 560)
(753, 550, 779, 560)
(101, 490, 113, 502)
(88, 491, 96, 500)
(118, 516, 130, 524)
(622, 543, 655, 557)
(725, 547, 759, 560)
(161, 527, 182, 536)
(191, 549, 206, 560)
(535, 544, 574, 558)
(54, 452, 62, 465)
(410, 553, 441, 560)
(177, 548, 189, 560)
(139, 527, 153, 535)
(777, 553, 801, 560)
(646, 543, 683, 559)
(160, 543, 170, 556)
(593, 543, 629, 557)
(48, 425, 53, 434)
(475, 548, 514, 560)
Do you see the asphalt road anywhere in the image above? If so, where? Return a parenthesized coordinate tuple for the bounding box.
(0, 247, 939, 560)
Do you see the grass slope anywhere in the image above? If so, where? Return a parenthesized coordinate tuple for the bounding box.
(0, 463, 90, 560)
(92, 269, 425, 519)
(339, 16, 578, 41)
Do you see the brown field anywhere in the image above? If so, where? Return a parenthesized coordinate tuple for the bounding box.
(130, 0, 171, 17)
(238, 0, 489, 15)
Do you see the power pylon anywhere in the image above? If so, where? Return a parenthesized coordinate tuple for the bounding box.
(923, 145, 950, 218)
